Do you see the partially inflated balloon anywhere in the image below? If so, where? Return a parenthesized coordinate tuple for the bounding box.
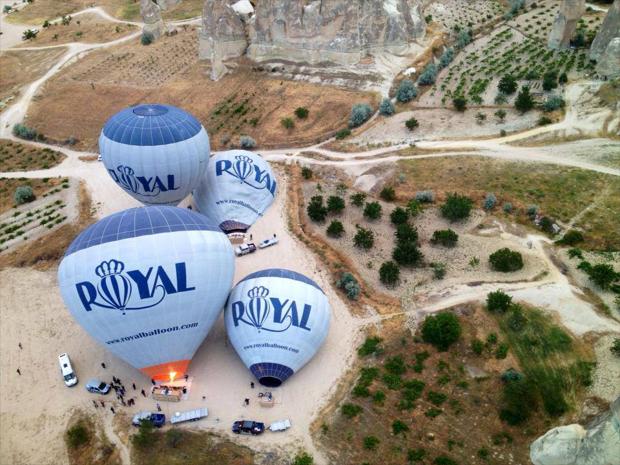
(58, 206, 234, 380)
(225, 269, 330, 386)
(99, 104, 210, 206)
(193, 150, 277, 233)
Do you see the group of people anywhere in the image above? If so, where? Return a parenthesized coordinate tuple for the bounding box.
(98, 364, 142, 413)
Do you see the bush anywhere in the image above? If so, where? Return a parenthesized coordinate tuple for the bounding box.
(395, 223, 418, 243)
(132, 420, 156, 448)
(431, 229, 458, 247)
(341, 403, 362, 418)
(405, 117, 419, 131)
(350, 192, 367, 207)
(281, 117, 295, 129)
(503, 202, 513, 213)
(379, 98, 395, 116)
(354, 227, 374, 249)
(421, 312, 461, 351)
(431, 262, 446, 279)
(407, 199, 421, 216)
(383, 205, 407, 225)
(358, 336, 383, 356)
(363, 201, 382, 220)
(542, 70, 558, 91)
(396, 79, 418, 103)
(495, 343, 509, 359)
(14, 186, 35, 205)
(418, 63, 438, 85)
(140, 32, 154, 45)
(335, 128, 351, 139)
(392, 419, 409, 435)
(349, 103, 373, 128)
(416, 190, 435, 203)
(556, 229, 584, 246)
(380, 186, 396, 201)
(568, 248, 583, 259)
(66, 422, 89, 449)
(380, 261, 400, 286)
(301, 167, 313, 179)
(452, 95, 467, 112)
(456, 29, 471, 48)
(587, 264, 619, 290)
(483, 193, 497, 210)
(611, 339, 620, 357)
(498, 74, 518, 95)
(22, 28, 38, 40)
(507, 305, 528, 332)
(165, 429, 183, 448)
(393, 241, 423, 266)
(427, 391, 447, 406)
(471, 339, 484, 355)
(239, 135, 256, 149)
(515, 86, 534, 113)
(327, 195, 345, 213)
(295, 107, 309, 119)
(307, 195, 327, 222)
(489, 248, 524, 272)
(495, 109, 507, 122)
(292, 452, 314, 465)
(538, 116, 552, 126)
(434, 456, 458, 465)
(487, 290, 512, 313)
(327, 220, 344, 237)
(542, 94, 565, 112)
(441, 193, 473, 222)
(12, 123, 38, 140)
(363, 436, 380, 450)
(408, 448, 426, 462)
(439, 48, 454, 68)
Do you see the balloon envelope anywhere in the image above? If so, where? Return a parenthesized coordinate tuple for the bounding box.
(225, 269, 330, 387)
(58, 206, 234, 380)
(99, 104, 210, 206)
(193, 150, 277, 233)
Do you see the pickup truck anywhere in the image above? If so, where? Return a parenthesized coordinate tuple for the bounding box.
(232, 420, 265, 435)
(170, 408, 209, 424)
(235, 243, 257, 256)
(132, 411, 166, 428)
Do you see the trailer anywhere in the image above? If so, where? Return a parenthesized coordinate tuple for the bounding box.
(269, 419, 291, 432)
(170, 408, 209, 424)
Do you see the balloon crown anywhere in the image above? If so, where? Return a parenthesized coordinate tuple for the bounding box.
(235, 155, 253, 165)
(247, 286, 269, 299)
(95, 259, 125, 278)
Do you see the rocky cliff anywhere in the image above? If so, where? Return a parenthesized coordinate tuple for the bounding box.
(547, 0, 586, 49)
(141, 0, 166, 39)
(198, 0, 247, 61)
(590, 0, 620, 69)
(530, 396, 620, 465)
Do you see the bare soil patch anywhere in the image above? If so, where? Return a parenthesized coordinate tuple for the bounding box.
(0, 139, 65, 172)
(5, 0, 92, 25)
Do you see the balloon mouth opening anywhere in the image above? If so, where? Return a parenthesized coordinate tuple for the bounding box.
(259, 376, 282, 387)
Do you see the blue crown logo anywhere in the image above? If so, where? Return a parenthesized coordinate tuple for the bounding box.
(95, 259, 125, 278)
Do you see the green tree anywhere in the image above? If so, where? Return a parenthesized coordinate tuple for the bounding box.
(349, 103, 373, 128)
(132, 420, 156, 449)
(393, 241, 423, 266)
(350, 192, 367, 207)
(380, 186, 396, 201)
(379, 98, 395, 116)
(281, 117, 295, 129)
(337, 272, 361, 300)
(301, 167, 313, 179)
(22, 29, 39, 40)
(65, 422, 89, 449)
(486, 290, 512, 313)
(390, 207, 409, 225)
(542, 70, 558, 91)
(379, 261, 400, 286)
(405, 117, 419, 130)
(498, 74, 518, 94)
(441, 193, 473, 222)
(418, 63, 438, 85)
(341, 403, 362, 418)
(395, 223, 418, 243)
(407, 199, 421, 216)
(452, 95, 467, 112)
(431, 229, 458, 247)
(363, 201, 382, 220)
(307, 195, 327, 222)
(587, 264, 619, 290)
(494, 109, 507, 122)
(294, 107, 309, 119)
(326, 220, 344, 237)
(354, 227, 374, 249)
(489, 248, 524, 272)
(515, 86, 534, 113)
(14, 186, 36, 205)
(140, 31, 153, 45)
(421, 312, 462, 351)
(558, 72, 568, 84)
(292, 452, 314, 465)
(363, 436, 380, 450)
(396, 79, 418, 103)
(327, 195, 345, 213)
(392, 419, 409, 435)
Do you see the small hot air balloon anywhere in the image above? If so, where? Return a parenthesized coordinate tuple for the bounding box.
(193, 150, 277, 233)
(225, 269, 330, 387)
(58, 206, 234, 381)
(99, 104, 210, 206)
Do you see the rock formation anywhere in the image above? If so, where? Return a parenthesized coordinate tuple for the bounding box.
(547, 0, 586, 49)
(590, 0, 620, 75)
(141, 0, 166, 40)
(596, 37, 620, 79)
(530, 396, 620, 465)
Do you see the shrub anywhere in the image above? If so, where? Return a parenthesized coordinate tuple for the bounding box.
(327, 195, 345, 213)
(407, 199, 421, 216)
(495, 92, 508, 104)
(439, 48, 454, 68)
(431, 229, 458, 247)
(503, 202, 513, 213)
(542, 94, 565, 112)
(363, 436, 380, 450)
(337, 272, 361, 300)
(431, 262, 447, 279)
(556, 229, 584, 246)
(66, 422, 89, 449)
(452, 95, 467, 111)
(396, 79, 418, 103)
(501, 369, 524, 383)
(483, 193, 497, 210)
(489, 248, 524, 272)
(165, 429, 183, 448)
(441, 193, 473, 222)
(487, 290, 512, 313)
(507, 305, 528, 332)
(427, 391, 447, 406)
(405, 117, 419, 131)
(418, 63, 438, 85)
(538, 116, 552, 126)
(380, 186, 396, 201)
(408, 448, 426, 462)
(386, 355, 407, 375)
(421, 312, 461, 351)
(132, 420, 156, 448)
(393, 241, 423, 266)
(307, 195, 327, 222)
(301, 167, 313, 179)
(392, 420, 409, 435)
(12, 123, 38, 140)
(542, 70, 558, 91)
(495, 109, 507, 122)
(327, 220, 344, 237)
(416, 190, 435, 203)
(14, 186, 35, 205)
(295, 107, 309, 119)
(239, 135, 256, 149)
(358, 336, 383, 356)
(141, 31, 154, 45)
(515, 86, 534, 113)
(379, 98, 395, 116)
(587, 264, 619, 290)
(471, 339, 484, 355)
(281, 117, 295, 129)
(380, 261, 400, 286)
(568, 248, 583, 259)
(335, 128, 351, 139)
(390, 207, 409, 225)
(611, 339, 620, 357)
(395, 223, 418, 243)
(349, 103, 373, 128)
(350, 192, 367, 207)
(22, 28, 38, 40)
(498, 74, 518, 95)
(363, 201, 382, 220)
(354, 227, 374, 249)
(292, 452, 314, 465)
(495, 343, 509, 359)
(383, 373, 402, 390)
(456, 29, 471, 48)
(341, 403, 362, 418)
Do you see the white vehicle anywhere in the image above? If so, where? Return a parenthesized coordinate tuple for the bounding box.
(258, 237, 279, 249)
(269, 419, 291, 432)
(58, 353, 78, 387)
(170, 408, 209, 424)
(234, 242, 257, 256)
(97, 154, 102, 161)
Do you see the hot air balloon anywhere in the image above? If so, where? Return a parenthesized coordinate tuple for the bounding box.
(99, 104, 210, 206)
(58, 206, 234, 381)
(192, 150, 277, 233)
(224, 269, 330, 387)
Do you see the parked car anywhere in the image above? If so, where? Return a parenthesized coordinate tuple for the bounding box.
(58, 353, 78, 387)
(235, 243, 257, 256)
(85, 379, 111, 395)
(232, 420, 265, 435)
(258, 237, 279, 249)
(132, 411, 166, 428)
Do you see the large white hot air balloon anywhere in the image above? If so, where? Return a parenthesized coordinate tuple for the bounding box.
(58, 206, 234, 381)
(193, 150, 277, 233)
(225, 269, 330, 386)
(99, 104, 210, 206)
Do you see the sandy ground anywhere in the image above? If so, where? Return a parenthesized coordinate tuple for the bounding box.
(589, 335, 620, 403)
(0, 172, 363, 465)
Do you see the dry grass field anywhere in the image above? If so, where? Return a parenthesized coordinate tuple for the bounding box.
(0, 177, 65, 214)
(25, 28, 378, 151)
(0, 139, 65, 172)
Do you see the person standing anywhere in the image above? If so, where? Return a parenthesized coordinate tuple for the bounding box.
(250, 382, 255, 389)
(141, 389, 146, 397)
(156, 403, 161, 412)
(101, 362, 106, 369)
(16, 368, 21, 376)
(110, 407, 115, 414)
(132, 383, 136, 390)
(18, 343, 22, 350)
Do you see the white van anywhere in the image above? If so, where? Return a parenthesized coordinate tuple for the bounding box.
(58, 353, 78, 387)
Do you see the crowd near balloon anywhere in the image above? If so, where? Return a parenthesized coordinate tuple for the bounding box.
(58, 104, 330, 386)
